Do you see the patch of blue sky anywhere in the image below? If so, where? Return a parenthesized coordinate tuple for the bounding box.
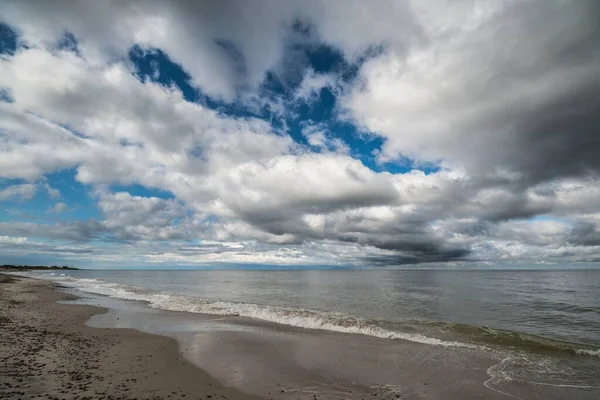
(55, 31, 80, 55)
(0, 178, 55, 222)
(0, 22, 19, 55)
(0, 24, 19, 103)
(129, 45, 199, 104)
(305, 44, 348, 74)
(0, 87, 13, 103)
(43, 169, 102, 221)
(108, 183, 175, 200)
(0, 177, 26, 190)
(0, 201, 48, 224)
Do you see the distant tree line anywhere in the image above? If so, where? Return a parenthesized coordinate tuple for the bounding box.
(0, 265, 79, 270)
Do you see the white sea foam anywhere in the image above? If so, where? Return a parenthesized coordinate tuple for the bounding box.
(575, 348, 600, 357)
(51, 275, 478, 349)
(530, 382, 600, 389)
(484, 357, 527, 400)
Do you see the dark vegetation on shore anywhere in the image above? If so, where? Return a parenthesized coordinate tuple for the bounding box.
(0, 264, 79, 271)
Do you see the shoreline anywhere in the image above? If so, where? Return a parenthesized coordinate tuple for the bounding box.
(3, 272, 598, 400)
(0, 273, 260, 400)
(63, 277, 506, 400)
(1, 273, 491, 400)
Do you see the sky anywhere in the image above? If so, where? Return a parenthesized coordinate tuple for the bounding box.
(1, 0, 600, 269)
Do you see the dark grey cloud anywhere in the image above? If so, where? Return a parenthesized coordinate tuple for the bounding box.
(360, 249, 471, 266)
(503, 86, 600, 184)
(569, 221, 600, 247)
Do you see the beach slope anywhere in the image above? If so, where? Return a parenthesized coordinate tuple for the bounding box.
(0, 274, 257, 400)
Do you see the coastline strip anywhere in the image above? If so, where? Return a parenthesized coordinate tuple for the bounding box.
(0, 273, 260, 400)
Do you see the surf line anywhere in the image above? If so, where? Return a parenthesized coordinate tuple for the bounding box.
(483, 357, 527, 400)
(529, 382, 599, 389)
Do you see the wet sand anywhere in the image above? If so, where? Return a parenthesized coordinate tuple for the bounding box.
(0, 273, 259, 400)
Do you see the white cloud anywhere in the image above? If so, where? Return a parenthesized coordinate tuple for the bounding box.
(50, 202, 68, 213)
(211, 154, 398, 220)
(340, 1, 600, 174)
(302, 123, 350, 154)
(0, 183, 38, 200)
(95, 190, 195, 241)
(295, 69, 338, 103)
(0, 235, 28, 244)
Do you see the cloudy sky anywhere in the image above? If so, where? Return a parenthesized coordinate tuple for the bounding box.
(1, 0, 599, 268)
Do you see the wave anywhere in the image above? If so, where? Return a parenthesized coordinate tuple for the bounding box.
(51, 275, 476, 349)
(575, 348, 600, 357)
(426, 321, 600, 358)
(44, 274, 600, 357)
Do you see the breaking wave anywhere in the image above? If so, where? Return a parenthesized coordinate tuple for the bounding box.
(430, 321, 600, 358)
(33, 273, 600, 358)
(49, 275, 476, 348)
(575, 348, 600, 357)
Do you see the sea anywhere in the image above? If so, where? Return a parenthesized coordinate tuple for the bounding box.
(19, 268, 600, 399)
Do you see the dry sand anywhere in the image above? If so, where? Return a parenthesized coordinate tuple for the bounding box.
(0, 273, 260, 400)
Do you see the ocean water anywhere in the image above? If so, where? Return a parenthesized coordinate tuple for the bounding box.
(23, 268, 600, 398)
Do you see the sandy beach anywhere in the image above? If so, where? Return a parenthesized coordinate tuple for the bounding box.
(0, 273, 258, 400)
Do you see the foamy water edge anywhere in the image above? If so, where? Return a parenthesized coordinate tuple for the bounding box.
(26, 272, 600, 357)
(42, 274, 479, 349)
